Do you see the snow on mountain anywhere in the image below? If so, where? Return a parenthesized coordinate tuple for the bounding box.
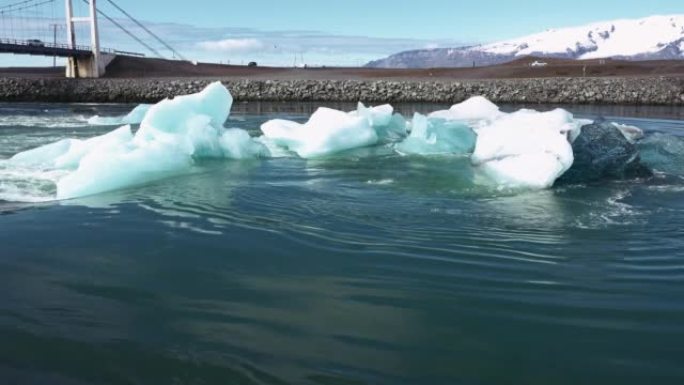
(366, 15, 684, 68)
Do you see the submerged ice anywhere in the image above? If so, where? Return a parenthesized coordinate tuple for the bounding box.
(0, 85, 668, 202)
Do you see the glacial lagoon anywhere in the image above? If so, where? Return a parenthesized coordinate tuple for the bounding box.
(1, 89, 683, 384)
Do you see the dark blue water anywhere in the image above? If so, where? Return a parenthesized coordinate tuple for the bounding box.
(1, 102, 684, 385)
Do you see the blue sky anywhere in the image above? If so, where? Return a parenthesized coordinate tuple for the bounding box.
(1, 0, 682, 66)
(115, 0, 684, 41)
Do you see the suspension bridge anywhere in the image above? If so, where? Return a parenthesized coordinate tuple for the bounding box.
(0, 0, 186, 77)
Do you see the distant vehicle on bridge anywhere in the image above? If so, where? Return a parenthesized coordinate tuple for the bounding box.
(26, 39, 45, 47)
(248, 61, 258, 67)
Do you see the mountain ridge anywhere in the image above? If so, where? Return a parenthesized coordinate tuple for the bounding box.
(366, 15, 684, 68)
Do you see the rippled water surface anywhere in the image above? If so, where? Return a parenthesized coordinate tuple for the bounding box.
(1, 102, 684, 385)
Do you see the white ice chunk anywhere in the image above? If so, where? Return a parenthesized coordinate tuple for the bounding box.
(395, 113, 476, 155)
(137, 82, 232, 140)
(261, 107, 378, 158)
(56, 139, 192, 199)
(219, 129, 270, 159)
(612, 122, 644, 143)
(88, 104, 152, 125)
(429, 96, 503, 129)
(55, 125, 134, 169)
(9, 138, 74, 167)
(472, 108, 577, 189)
(9, 126, 134, 170)
(351, 102, 406, 142)
(352, 102, 394, 127)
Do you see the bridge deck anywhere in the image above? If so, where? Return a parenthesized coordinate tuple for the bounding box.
(0, 39, 92, 58)
(0, 38, 145, 58)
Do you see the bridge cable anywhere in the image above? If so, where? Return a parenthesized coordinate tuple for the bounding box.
(79, 0, 164, 58)
(0, 0, 40, 11)
(0, 0, 53, 13)
(105, 0, 186, 60)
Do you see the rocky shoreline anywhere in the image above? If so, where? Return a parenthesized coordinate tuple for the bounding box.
(0, 76, 683, 105)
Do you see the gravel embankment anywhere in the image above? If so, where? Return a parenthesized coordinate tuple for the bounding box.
(0, 77, 682, 105)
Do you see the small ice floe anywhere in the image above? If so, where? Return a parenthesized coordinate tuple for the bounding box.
(260, 102, 404, 158)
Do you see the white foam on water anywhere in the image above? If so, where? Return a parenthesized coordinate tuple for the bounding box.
(574, 189, 645, 229)
(0, 115, 90, 128)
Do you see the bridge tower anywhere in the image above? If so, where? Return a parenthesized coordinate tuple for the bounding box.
(64, 0, 112, 78)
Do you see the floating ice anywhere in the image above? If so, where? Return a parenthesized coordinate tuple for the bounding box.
(4, 82, 267, 201)
(351, 102, 393, 127)
(88, 104, 152, 126)
(638, 133, 684, 175)
(261, 104, 384, 158)
(220, 129, 270, 159)
(429, 96, 503, 129)
(2, 89, 669, 202)
(10, 125, 134, 170)
(350, 102, 407, 142)
(395, 113, 476, 155)
(471, 108, 580, 189)
(419, 97, 584, 188)
(612, 122, 644, 143)
(559, 118, 651, 183)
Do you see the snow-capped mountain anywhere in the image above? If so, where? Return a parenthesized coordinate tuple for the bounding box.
(366, 15, 684, 68)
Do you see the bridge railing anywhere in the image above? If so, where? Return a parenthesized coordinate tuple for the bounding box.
(0, 37, 93, 52)
(0, 38, 145, 57)
(111, 49, 145, 57)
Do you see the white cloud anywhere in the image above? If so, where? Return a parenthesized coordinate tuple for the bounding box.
(0, 15, 470, 67)
(197, 38, 265, 53)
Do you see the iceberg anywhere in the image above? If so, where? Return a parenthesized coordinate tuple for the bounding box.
(6, 82, 267, 201)
(638, 133, 684, 175)
(422, 97, 584, 189)
(471, 108, 580, 189)
(395, 113, 476, 155)
(88, 104, 152, 125)
(261, 105, 383, 158)
(559, 118, 651, 184)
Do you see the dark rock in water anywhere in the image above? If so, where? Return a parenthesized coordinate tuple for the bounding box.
(559, 118, 652, 184)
